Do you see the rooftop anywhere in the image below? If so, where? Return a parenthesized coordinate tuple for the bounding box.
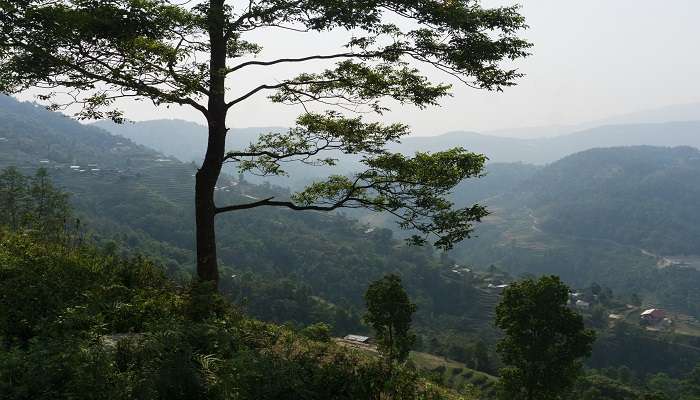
(344, 334, 370, 343)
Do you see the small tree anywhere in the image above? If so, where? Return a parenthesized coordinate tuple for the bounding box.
(0, 0, 531, 286)
(495, 275, 596, 400)
(364, 274, 416, 366)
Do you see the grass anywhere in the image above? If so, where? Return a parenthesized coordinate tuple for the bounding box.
(410, 351, 498, 399)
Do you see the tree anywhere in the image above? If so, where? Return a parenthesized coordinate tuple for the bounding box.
(364, 274, 416, 366)
(0, 167, 28, 229)
(29, 168, 71, 237)
(0, 0, 531, 285)
(0, 167, 71, 236)
(495, 275, 596, 400)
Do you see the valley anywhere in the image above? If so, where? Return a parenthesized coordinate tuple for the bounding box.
(3, 94, 700, 397)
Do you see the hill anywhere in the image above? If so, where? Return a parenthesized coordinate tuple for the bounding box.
(0, 95, 500, 355)
(0, 230, 469, 400)
(399, 121, 700, 164)
(92, 119, 339, 188)
(483, 101, 700, 139)
(6, 96, 700, 389)
(449, 146, 700, 318)
(525, 146, 700, 255)
(91, 119, 280, 164)
(95, 117, 700, 189)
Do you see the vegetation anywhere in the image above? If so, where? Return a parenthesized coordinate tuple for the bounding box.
(0, 0, 530, 285)
(451, 146, 700, 319)
(527, 146, 700, 255)
(495, 276, 596, 400)
(0, 229, 473, 400)
(5, 99, 700, 398)
(364, 274, 417, 367)
(0, 167, 70, 236)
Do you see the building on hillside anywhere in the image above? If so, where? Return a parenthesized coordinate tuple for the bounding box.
(575, 300, 590, 310)
(343, 335, 372, 344)
(487, 283, 509, 293)
(640, 308, 666, 324)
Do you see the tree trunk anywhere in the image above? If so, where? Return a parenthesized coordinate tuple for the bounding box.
(196, 0, 227, 285)
(195, 157, 220, 283)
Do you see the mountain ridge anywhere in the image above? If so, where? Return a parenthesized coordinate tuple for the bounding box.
(94, 117, 700, 173)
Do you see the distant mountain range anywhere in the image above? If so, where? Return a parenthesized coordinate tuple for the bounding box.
(483, 101, 700, 138)
(94, 112, 700, 176)
(397, 121, 700, 164)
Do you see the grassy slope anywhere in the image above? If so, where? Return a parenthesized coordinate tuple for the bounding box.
(411, 351, 498, 399)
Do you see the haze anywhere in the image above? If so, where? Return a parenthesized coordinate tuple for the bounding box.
(20, 1, 700, 138)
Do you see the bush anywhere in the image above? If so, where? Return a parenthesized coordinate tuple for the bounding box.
(0, 232, 467, 400)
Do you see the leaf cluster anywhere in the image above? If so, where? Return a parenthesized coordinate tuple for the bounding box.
(495, 276, 596, 400)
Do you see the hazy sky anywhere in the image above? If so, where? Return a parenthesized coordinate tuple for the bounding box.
(24, 0, 700, 137)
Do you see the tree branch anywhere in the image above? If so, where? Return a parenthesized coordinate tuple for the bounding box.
(227, 51, 386, 74)
(215, 196, 360, 214)
(226, 83, 287, 108)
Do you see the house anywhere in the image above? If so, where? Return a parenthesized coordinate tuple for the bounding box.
(575, 300, 590, 310)
(640, 309, 666, 324)
(487, 283, 509, 293)
(343, 334, 372, 344)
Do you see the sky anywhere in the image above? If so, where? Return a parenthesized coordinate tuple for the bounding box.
(21, 0, 700, 138)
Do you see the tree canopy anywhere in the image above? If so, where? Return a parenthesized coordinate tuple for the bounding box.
(495, 275, 596, 400)
(0, 167, 70, 237)
(364, 274, 417, 365)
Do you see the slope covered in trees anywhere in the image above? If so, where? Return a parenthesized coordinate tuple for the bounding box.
(525, 146, 700, 255)
(5, 141, 700, 399)
(0, 95, 496, 350)
(0, 230, 469, 400)
(450, 146, 700, 318)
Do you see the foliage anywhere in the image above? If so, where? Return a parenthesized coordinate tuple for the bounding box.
(588, 321, 700, 378)
(495, 276, 596, 400)
(0, 231, 470, 400)
(0, 167, 70, 237)
(527, 146, 700, 255)
(0, 0, 531, 281)
(0, 96, 500, 363)
(569, 364, 700, 400)
(451, 147, 700, 319)
(364, 274, 417, 365)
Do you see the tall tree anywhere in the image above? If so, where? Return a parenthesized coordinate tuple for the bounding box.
(364, 274, 416, 366)
(495, 276, 596, 400)
(29, 168, 71, 237)
(0, 0, 531, 284)
(0, 167, 70, 236)
(0, 167, 28, 229)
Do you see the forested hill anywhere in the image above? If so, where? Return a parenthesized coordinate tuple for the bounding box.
(0, 95, 497, 346)
(93, 119, 348, 188)
(92, 118, 282, 165)
(449, 146, 700, 318)
(0, 95, 160, 165)
(524, 146, 700, 255)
